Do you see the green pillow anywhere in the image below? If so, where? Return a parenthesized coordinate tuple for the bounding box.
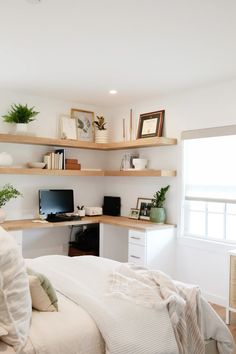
(27, 268, 58, 312)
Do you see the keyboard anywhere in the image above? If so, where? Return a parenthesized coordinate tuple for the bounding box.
(46, 214, 81, 222)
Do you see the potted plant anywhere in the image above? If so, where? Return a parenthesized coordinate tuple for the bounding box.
(94, 116, 108, 143)
(2, 103, 39, 134)
(150, 185, 170, 224)
(0, 184, 22, 223)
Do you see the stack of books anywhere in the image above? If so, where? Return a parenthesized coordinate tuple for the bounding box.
(65, 158, 81, 170)
(43, 149, 65, 170)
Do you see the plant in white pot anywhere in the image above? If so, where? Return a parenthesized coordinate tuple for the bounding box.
(150, 185, 170, 224)
(94, 116, 108, 143)
(2, 103, 39, 134)
(0, 184, 22, 223)
(77, 205, 85, 217)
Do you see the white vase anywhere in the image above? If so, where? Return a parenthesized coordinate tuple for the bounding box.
(11, 123, 28, 135)
(0, 152, 13, 166)
(0, 208, 6, 223)
(95, 130, 108, 143)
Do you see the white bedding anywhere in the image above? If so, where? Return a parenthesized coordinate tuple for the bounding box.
(0, 291, 104, 354)
(26, 255, 234, 354)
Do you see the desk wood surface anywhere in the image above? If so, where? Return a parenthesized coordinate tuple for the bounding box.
(2, 215, 175, 232)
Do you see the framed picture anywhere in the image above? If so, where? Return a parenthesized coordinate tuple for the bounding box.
(136, 197, 152, 220)
(129, 208, 140, 219)
(71, 108, 95, 142)
(59, 115, 77, 140)
(137, 110, 165, 139)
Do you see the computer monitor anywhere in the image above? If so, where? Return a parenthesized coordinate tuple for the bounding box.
(39, 189, 74, 217)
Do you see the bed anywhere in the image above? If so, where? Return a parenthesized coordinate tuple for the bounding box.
(0, 227, 234, 354)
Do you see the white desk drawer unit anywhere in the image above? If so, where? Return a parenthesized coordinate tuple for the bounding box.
(128, 226, 175, 269)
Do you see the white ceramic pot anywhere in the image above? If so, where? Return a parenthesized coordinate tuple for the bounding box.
(133, 158, 148, 170)
(12, 123, 28, 135)
(77, 209, 85, 217)
(0, 208, 6, 223)
(95, 130, 108, 143)
(0, 152, 13, 166)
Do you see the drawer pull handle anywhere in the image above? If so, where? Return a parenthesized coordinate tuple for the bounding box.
(131, 237, 141, 240)
(130, 255, 140, 259)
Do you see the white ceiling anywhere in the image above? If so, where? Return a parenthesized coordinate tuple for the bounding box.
(0, 0, 236, 107)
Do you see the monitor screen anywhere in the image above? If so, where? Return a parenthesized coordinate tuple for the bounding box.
(39, 189, 74, 216)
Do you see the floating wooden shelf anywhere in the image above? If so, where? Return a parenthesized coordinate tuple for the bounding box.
(0, 168, 104, 176)
(0, 134, 177, 150)
(104, 169, 177, 177)
(0, 167, 176, 177)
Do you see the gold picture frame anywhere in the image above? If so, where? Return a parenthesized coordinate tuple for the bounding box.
(71, 108, 95, 142)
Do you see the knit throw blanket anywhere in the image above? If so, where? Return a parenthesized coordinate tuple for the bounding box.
(107, 263, 205, 354)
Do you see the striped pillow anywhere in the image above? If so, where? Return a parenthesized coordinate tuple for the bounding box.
(0, 226, 31, 352)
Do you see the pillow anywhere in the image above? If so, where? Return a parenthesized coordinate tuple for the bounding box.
(27, 268, 58, 312)
(0, 226, 31, 353)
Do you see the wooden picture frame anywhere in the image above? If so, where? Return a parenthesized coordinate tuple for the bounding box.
(136, 197, 152, 220)
(129, 208, 140, 219)
(137, 110, 165, 139)
(71, 108, 95, 142)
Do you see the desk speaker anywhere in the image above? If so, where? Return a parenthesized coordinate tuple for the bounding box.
(103, 196, 121, 216)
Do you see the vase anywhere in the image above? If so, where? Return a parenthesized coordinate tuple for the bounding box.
(0, 208, 6, 223)
(11, 123, 28, 135)
(150, 207, 166, 224)
(95, 130, 108, 143)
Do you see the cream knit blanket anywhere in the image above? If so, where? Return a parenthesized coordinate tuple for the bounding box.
(108, 263, 205, 354)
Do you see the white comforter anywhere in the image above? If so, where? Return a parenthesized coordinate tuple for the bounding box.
(26, 255, 234, 354)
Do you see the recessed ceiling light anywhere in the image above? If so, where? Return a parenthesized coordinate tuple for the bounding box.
(109, 90, 117, 95)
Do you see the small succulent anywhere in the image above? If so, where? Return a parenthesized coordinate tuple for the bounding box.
(94, 116, 107, 130)
(151, 185, 170, 208)
(77, 205, 84, 210)
(2, 103, 39, 124)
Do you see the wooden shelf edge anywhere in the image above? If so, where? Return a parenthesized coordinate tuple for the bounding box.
(0, 168, 176, 177)
(0, 134, 177, 150)
(104, 169, 177, 177)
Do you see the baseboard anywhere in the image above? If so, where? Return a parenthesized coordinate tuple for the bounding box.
(202, 290, 226, 307)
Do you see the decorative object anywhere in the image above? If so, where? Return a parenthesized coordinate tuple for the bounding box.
(2, 103, 39, 135)
(150, 185, 170, 224)
(77, 205, 85, 217)
(137, 110, 165, 139)
(120, 152, 139, 170)
(129, 208, 140, 219)
(0, 152, 13, 166)
(71, 108, 94, 142)
(0, 184, 22, 223)
(59, 116, 77, 140)
(123, 118, 126, 141)
(94, 116, 108, 143)
(133, 158, 148, 170)
(136, 197, 152, 220)
(27, 162, 46, 169)
(130, 109, 132, 141)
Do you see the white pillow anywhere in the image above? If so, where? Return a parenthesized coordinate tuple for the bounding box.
(0, 226, 31, 353)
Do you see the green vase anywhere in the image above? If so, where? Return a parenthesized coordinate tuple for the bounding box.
(150, 207, 166, 224)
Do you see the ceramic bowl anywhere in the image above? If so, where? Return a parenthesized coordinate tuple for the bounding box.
(132, 158, 148, 170)
(27, 162, 46, 169)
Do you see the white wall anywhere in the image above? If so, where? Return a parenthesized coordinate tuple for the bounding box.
(0, 89, 108, 257)
(106, 78, 236, 305)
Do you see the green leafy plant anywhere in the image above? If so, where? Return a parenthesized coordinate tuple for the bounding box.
(2, 103, 39, 124)
(151, 185, 170, 208)
(94, 116, 107, 130)
(0, 184, 22, 208)
(77, 205, 84, 210)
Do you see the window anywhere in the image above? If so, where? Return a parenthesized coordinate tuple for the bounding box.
(182, 126, 236, 243)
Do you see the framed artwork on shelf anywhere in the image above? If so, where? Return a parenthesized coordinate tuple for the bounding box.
(59, 115, 77, 140)
(71, 108, 95, 142)
(137, 110, 165, 139)
(129, 208, 140, 219)
(136, 197, 152, 220)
